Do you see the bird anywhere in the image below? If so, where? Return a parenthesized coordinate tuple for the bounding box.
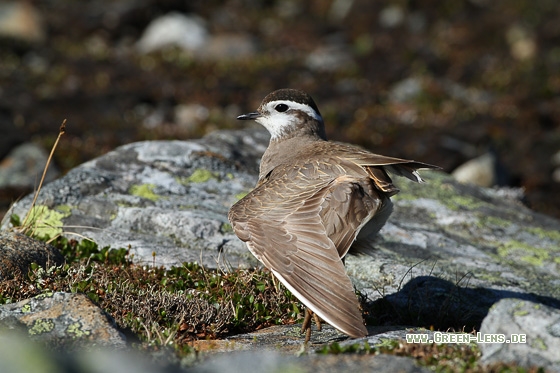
(228, 88, 438, 341)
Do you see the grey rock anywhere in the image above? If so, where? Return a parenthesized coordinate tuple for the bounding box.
(379, 5, 405, 28)
(0, 1, 46, 43)
(506, 25, 537, 61)
(0, 292, 127, 350)
(0, 142, 59, 188)
(0, 107, 23, 160)
(388, 77, 423, 104)
(0, 231, 64, 280)
(452, 152, 496, 187)
(136, 12, 256, 60)
(306, 44, 356, 72)
(328, 0, 355, 23)
(389, 77, 493, 108)
(0, 331, 176, 373)
(2, 128, 268, 268)
(553, 168, 560, 183)
(136, 12, 209, 53)
(479, 299, 560, 372)
(440, 78, 494, 107)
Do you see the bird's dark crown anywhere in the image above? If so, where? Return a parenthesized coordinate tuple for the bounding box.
(260, 89, 322, 117)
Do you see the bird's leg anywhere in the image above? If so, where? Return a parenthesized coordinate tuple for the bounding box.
(301, 308, 322, 343)
(313, 312, 322, 331)
(301, 308, 312, 335)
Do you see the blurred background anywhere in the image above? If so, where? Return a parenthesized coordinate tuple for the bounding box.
(1, 0, 559, 221)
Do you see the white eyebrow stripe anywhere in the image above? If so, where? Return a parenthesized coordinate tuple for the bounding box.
(267, 100, 323, 122)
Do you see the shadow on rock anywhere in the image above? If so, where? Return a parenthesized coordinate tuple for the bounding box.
(366, 275, 560, 331)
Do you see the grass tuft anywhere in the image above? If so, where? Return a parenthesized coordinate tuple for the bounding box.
(0, 232, 302, 353)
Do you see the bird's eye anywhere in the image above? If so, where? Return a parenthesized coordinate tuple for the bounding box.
(275, 104, 289, 112)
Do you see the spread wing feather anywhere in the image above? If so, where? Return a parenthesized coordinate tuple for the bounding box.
(228, 165, 368, 338)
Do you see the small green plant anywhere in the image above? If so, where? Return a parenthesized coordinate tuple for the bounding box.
(16, 121, 66, 239)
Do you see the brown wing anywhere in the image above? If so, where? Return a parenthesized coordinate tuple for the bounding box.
(325, 142, 440, 185)
(228, 163, 368, 338)
(318, 174, 384, 258)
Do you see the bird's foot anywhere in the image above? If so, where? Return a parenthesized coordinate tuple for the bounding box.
(301, 308, 322, 344)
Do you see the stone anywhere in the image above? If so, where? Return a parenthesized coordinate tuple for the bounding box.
(506, 25, 537, 61)
(479, 299, 560, 372)
(0, 292, 126, 350)
(388, 77, 423, 104)
(379, 5, 405, 28)
(0, 143, 59, 189)
(0, 1, 45, 44)
(452, 152, 496, 187)
(0, 231, 64, 280)
(0, 331, 171, 373)
(136, 12, 209, 53)
(306, 44, 356, 72)
(0, 107, 23, 161)
(2, 128, 269, 268)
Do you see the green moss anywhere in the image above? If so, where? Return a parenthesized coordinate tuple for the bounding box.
(446, 195, 485, 211)
(531, 337, 547, 351)
(395, 172, 484, 211)
(24, 205, 69, 239)
(497, 241, 549, 266)
(187, 169, 218, 183)
(129, 184, 159, 202)
(28, 319, 55, 335)
(55, 205, 73, 214)
(220, 223, 233, 233)
(21, 304, 31, 313)
(527, 227, 560, 242)
(66, 322, 91, 339)
(34, 292, 54, 300)
(479, 216, 512, 228)
(175, 169, 221, 185)
(498, 240, 550, 266)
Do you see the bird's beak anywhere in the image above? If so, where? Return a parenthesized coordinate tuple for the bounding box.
(237, 112, 261, 120)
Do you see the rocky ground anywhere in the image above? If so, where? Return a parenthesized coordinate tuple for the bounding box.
(1, 128, 559, 372)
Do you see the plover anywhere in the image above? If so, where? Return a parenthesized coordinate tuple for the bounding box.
(228, 88, 438, 340)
